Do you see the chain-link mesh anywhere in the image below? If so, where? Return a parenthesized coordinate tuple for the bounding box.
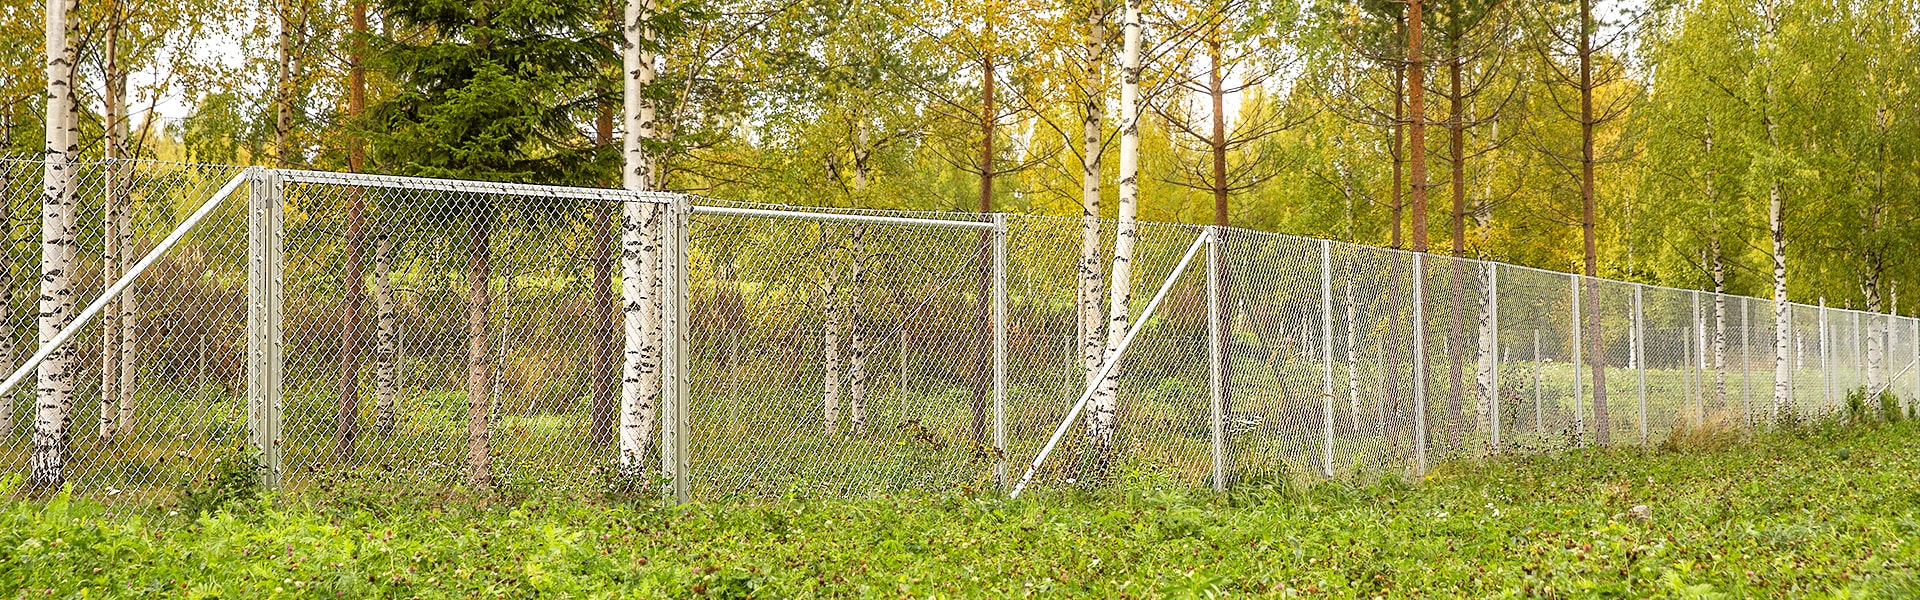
(6, 158, 1919, 504)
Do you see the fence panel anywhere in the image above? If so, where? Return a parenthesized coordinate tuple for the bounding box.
(6, 159, 1920, 503)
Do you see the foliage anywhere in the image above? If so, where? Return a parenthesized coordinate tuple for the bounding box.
(5, 421, 1920, 596)
(173, 447, 261, 517)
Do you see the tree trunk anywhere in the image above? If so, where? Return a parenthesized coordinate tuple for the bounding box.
(31, 0, 79, 494)
(100, 16, 126, 442)
(823, 226, 842, 432)
(334, 195, 367, 457)
(1446, 53, 1466, 449)
(971, 43, 995, 445)
(1711, 241, 1727, 410)
(1475, 264, 1494, 434)
(620, 0, 660, 473)
(1765, 90, 1789, 420)
(1078, 2, 1104, 392)
(846, 137, 869, 432)
(275, 0, 294, 167)
(1390, 14, 1405, 251)
(1207, 30, 1234, 433)
(590, 90, 617, 447)
(492, 271, 513, 415)
(1406, 0, 1428, 254)
(1578, 0, 1609, 445)
(465, 211, 492, 487)
(336, 0, 370, 457)
(372, 228, 397, 434)
(1090, 0, 1143, 459)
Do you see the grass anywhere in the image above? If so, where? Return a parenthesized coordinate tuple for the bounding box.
(4, 419, 1919, 597)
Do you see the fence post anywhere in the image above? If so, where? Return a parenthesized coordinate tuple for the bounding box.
(1206, 226, 1225, 492)
(660, 194, 691, 505)
(246, 167, 284, 490)
(991, 214, 1008, 487)
(1320, 239, 1333, 477)
(1741, 299, 1751, 427)
(1634, 284, 1646, 445)
(1488, 262, 1500, 454)
(1412, 254, 1427, 477)
(1819, 298, 1830, 412)
(1571, 274, 1582, 443)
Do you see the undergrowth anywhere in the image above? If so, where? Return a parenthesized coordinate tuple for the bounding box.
(3, 420, 1918, 597)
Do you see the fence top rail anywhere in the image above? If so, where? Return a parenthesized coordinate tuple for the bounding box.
(276, 169, 680, 203)
(691, 203, 996, 230)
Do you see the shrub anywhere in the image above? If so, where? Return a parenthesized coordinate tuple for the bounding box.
(1879, 389, 1904, 423)
(175, 447, 261, 516)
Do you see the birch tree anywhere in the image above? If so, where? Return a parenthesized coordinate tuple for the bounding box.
(31, 0, 80, 492)
(1088, 0, 1145, 457)
(100, 0, 130, 442)
(620, 0, 661, 473)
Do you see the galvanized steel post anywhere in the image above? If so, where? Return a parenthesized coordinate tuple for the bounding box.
(1207, 226, 1225, 491)
(247, 168, 285, 489)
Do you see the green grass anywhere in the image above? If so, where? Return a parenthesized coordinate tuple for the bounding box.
(5, 420, 1920, 597)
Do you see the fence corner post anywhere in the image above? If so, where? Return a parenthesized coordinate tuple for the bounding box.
(1206, 226, 1226, 492)
(1634, 284, 1646, 445)
(1319, 239, 1334, 478)
(660, 193, 692, 505)
(1488, 262, 1500, 454)
(1412, 254, 1427, 477)
(246, 167, 284, 490)
(990, 213, 1008, 487)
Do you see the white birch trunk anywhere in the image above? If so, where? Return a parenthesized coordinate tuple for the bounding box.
(847, 227, 867, 433)
(847, 128, 869, 434)
(822, 228, 842, 432)
(1077, 3, 1105, 390)
(32, 0, 80, 491)
(492, 271, 514, 416)
(372, 228, 397, 433)
(1768, 167, 1789, 419)
(619, 0, 660, 473)
(1711, 243, 1727, 409)
(1089, 0, 1143, 453)
(1345, 277, 1359, 432)
(1475, 266, 1494, 431)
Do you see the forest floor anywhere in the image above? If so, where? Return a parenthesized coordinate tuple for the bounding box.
(4, 418, 1919, 598)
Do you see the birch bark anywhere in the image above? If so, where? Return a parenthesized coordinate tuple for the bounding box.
(620, 0, 660, 472)
(1078, 1, 1105, 391)
(101, 15, 126, 442)
(373, 229, 397, 433)
(1089, 0, 1143, 456)
(31, 0, 79, 492)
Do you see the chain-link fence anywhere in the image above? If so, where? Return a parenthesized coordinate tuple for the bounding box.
(4, 158, 1918, 503)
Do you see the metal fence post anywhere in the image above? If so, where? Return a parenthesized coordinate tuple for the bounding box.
(1320, 239, 1334, 477)
(1206, 226, 1225, 491)
(1741, 299, 1751, 427)
(1634, 284, 1646, 445)
(1571, 274, 1583, 443)
(1413, 254, 1427, 477)
(1488, 262, 1500, 454)
(246, 167, 284, 489)
(660, 194, 691, 505)
(991, 214, 1008, 486)
(1819, 299, 1831, 412)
